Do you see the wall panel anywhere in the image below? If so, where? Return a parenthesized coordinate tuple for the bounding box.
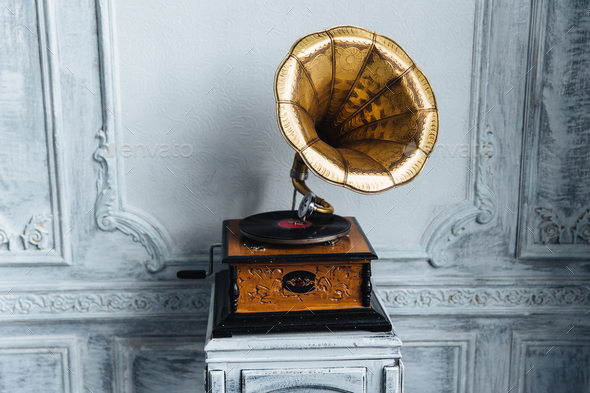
(0, 0, 70, 266)
(509, 331, 590, 393)
(517, 0, 590, 259)
(114, 337, 205, 393)
(0, 336, 79, 393)
(402, 333, 476, 393)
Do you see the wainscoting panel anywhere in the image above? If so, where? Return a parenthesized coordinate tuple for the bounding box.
(402, 333, 476, 393)
(509, 331, 590, 393)
(0, 0, 70, 266)
(114, 337, 205, 393)
(0, 336, 79, 393)
(517, 0, 590, 259)
(0, 317, 208, 393)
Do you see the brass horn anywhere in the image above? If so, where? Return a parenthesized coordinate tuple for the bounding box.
(275, 25, 439, 214)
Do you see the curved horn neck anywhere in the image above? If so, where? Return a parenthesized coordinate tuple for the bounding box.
(290, 153, 334, 215)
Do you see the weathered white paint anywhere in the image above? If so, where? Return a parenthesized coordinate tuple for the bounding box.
(204, 285, 401, 392)
(0, 0, 587, 391)
(401, 332, 476, 393)
(509, 331, 590, 393)
(0, 0, 70, 266)
(517, 0, 590, 259)
(0, 336, 79, 393)
(207, 370, 225, 393)
(241, 368, 367, 393)
(384, 365, 403, 393)
(114, 337, 205, 393)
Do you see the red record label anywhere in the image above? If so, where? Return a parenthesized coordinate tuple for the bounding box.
(277, 219, 312, 229)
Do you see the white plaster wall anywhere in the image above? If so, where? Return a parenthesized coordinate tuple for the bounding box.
(112, 0, 476, 256)
(0, 0, 588, 392)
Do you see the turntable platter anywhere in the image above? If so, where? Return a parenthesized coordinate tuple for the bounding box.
(239, 210, 351, 244)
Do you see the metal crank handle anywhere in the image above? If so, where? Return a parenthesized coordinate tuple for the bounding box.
(176, 243, 221, 279)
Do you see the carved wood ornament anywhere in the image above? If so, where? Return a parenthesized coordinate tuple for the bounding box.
(235, 262, 367, 313)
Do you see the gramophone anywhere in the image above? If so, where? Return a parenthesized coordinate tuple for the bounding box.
(179, 26, 438, 337)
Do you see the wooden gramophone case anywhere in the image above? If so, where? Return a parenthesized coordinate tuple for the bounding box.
(210, 218, 391, 338)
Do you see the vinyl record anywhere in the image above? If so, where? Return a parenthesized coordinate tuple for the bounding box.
(239, 210, 351, 244)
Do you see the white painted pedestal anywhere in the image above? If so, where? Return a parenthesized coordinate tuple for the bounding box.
(204, 284, 403, 393)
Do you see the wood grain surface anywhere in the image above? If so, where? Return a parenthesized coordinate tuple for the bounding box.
(235, 261, 367, 312)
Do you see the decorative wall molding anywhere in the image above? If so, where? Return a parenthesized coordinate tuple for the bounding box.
(0, 0, 70, 266)
(572, 209, 590, 244)
(21, 214, 53, 250)
(36, 0, 70, 265)
(114, 336, 205, 393)
(1, 284, 586, 319)
(535, 207, 590, 245)
(0, 336, 80, 393)
(0, 287, 210, 320)
(385, 0, 497, 267)
(517, 0, 590, 260)
(378, 286, 590, 314)
(0, 215, 13, 250)
(94, 129, 172, 272)
(0, 214, 55, 251)
(402, 332, 476, 393)
(94, 0, 177, 273)
(509, 331, 590, 393)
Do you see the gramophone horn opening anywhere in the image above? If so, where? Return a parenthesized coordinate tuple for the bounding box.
(275, 25, 439, 197)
